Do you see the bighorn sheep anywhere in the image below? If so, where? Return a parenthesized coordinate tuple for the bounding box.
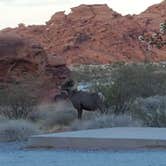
(55, 80, 106, 119)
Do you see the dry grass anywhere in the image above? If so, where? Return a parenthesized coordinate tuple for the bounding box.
(71, 114, 142, 130)
(29, 101, 144, 132)
(0, 119, 40, 142)
(29, 102, 77, 131)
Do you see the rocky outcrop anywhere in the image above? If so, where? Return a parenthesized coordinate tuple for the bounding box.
(0, 32, 46, 82)
(137, 0, 166, 30)
(3, 1, 165, 65)
(0, 32, 70, 99)
(135, 0, 166, 61)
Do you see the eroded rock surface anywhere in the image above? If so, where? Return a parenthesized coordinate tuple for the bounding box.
(0, 32, 70, 100)
(2, 1, 166, 65)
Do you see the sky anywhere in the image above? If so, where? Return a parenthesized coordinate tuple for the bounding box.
(0, 0, 163, 29)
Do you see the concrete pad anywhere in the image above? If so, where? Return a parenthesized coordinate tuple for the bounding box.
(27, 127, 166, 150)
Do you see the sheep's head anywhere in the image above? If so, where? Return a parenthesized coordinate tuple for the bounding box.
(61, 79, 75, 91)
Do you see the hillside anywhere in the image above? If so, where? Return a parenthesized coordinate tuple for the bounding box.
(2, 0, 166, 65)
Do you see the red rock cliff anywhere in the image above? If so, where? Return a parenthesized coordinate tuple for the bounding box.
(2, 1, 165, 65)
(0, 32, 70, 100)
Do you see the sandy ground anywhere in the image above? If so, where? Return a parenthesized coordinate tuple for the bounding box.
(0, 142, 166, 166)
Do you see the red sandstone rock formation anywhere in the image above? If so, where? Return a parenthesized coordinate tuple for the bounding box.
(2, 1, 165, 65)
(0, 32, 46, 82)
(0, 32, 70, 100)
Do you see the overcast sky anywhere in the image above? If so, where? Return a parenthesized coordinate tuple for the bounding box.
(0, 0, 163, 29)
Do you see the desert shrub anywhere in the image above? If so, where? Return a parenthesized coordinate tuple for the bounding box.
(0, 120, 40, 142)
(34, 103, 77, 130)
(28, 104, 59, 122)
(0, 77, 40, 119)
(27, 109, 47, 122)
(106, 63, 166, 114)
(40, 110, 76, 130)
(131, 96, 166, 127)
(139, 21, 166, 49)
(71, 114, 142, 130)
(139, 21, 166, 62)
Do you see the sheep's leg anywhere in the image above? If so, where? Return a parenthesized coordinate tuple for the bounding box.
(98, 103, 106, 114)
(77, 109, 83, 120)
(100, 107, 105, 114)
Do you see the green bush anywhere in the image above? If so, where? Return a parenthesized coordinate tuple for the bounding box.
(101, 63, 166, 113)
